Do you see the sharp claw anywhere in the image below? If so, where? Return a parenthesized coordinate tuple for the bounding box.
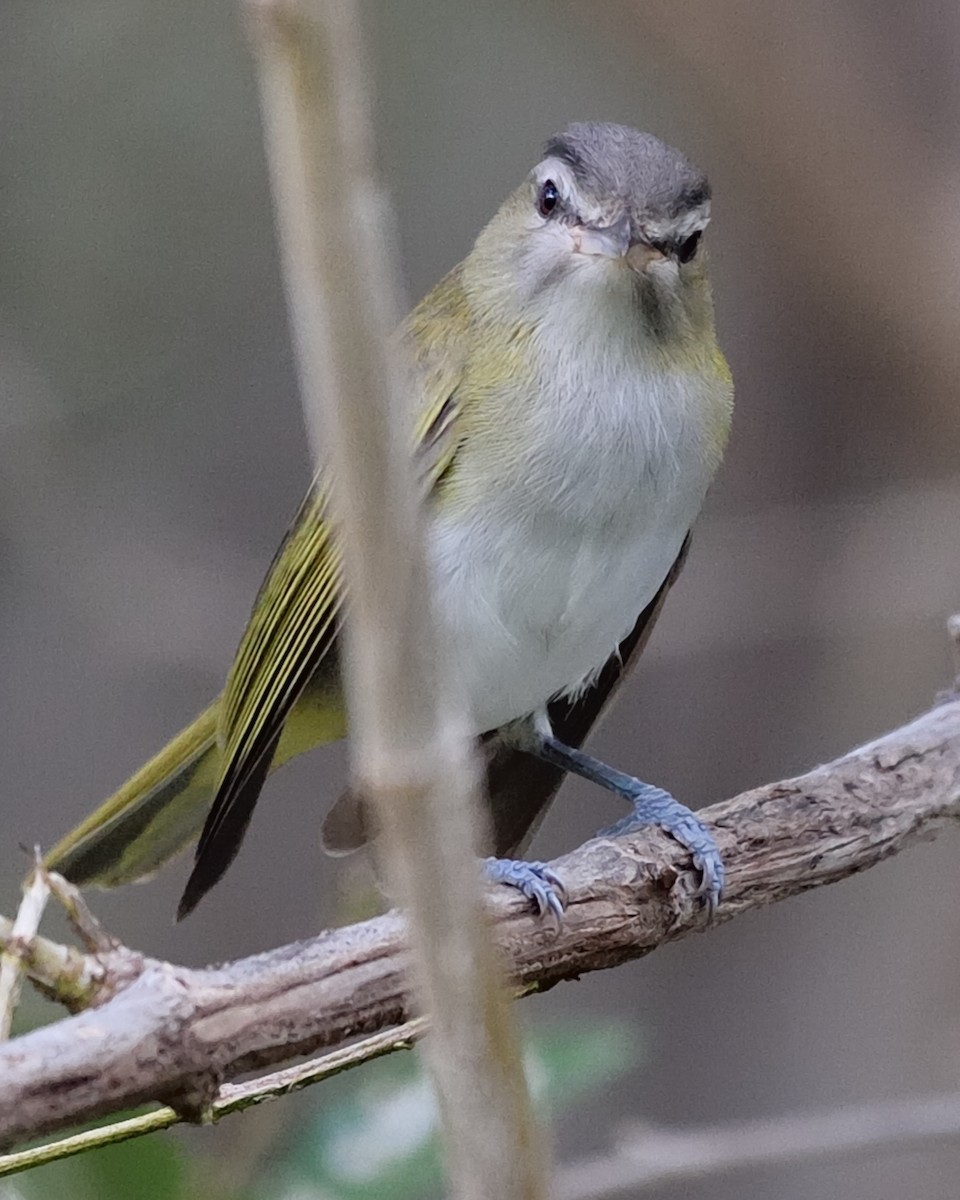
(540, 865, 567, 903)
(483, 857, 566, 928)
(693, 867, 722, 917)
(529, 734, 723, 915)
(598, 794, 724, 915)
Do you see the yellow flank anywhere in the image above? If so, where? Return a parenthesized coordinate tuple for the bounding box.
(407, 263, 538, 509)
(273, 680, 347, 766)
(706, 345, 735, 465)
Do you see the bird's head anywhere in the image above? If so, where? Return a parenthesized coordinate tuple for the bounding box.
(468, 122, 713, 341)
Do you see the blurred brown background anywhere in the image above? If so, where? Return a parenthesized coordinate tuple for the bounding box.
(2, 1, 960, 1196)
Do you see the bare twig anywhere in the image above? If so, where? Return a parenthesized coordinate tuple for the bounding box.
(245, 2, 544, 1197)
(45, 870, 119, 955)
(0, 1017, 425, 1179)
(0, 854, 49, 1039)
(554, 1090, 960, 1199)
(0, 916, 107, 1014)
(0, 693, 958, 1160)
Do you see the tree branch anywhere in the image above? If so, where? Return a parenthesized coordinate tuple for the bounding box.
(0, 691, 958, 1159)
(0, 854, 50, 1040)
(0, 1019, 426, 1179)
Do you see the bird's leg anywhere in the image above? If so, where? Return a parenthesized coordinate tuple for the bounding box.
(517, 714, 724, 913)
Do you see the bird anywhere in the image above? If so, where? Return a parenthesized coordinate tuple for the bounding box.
(46, 121, 734, 923)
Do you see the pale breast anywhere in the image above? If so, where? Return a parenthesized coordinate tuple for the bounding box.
(427, 358, 723, 734)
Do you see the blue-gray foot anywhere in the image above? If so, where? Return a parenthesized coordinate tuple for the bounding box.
(483, 857, 566, 925)
(534, 733, 724, 914)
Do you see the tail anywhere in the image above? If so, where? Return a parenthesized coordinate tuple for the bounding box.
(46, 704, 222, 889)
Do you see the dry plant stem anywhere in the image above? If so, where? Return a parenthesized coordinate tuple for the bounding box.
(0, 857, 49, 1040)
(0, 1019, 426, 1180)
(45, 870, 119, 955)
(0, 695, 958, 1153)
(246, 2, 545, 1197)
(554, 1091, 960, 1199)
(0, 917, 106, 1011)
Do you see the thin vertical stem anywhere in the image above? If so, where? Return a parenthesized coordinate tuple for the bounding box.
(244, 3, 547, 1197)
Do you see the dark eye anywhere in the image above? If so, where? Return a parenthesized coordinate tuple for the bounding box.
(537, 180, 560, 218)
(676, 230, 702, 264)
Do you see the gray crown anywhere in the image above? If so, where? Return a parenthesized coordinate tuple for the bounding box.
(543, 122, 709, 222)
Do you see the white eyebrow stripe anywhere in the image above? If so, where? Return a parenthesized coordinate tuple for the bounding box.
(642, 202, 711, 243)
(534, 157, 576, 186)
(532, 158, 616, 227)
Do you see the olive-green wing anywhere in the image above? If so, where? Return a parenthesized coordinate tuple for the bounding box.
(178, 269, 473, 917)
(177, 484, 344, 915)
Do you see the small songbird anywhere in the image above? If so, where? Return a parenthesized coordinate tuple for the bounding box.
(47, 122, 733, 922)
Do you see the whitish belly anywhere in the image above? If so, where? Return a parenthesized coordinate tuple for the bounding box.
(428, 503, 692, 734)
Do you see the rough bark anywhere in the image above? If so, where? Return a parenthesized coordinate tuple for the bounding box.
(1, 694, 958, 1148)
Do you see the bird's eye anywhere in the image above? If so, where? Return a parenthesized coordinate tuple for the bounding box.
(676, 230, 702, 264)
(537, 180, 560, 218)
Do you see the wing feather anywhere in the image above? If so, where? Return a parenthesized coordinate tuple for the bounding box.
(180, 268, 472, 914)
